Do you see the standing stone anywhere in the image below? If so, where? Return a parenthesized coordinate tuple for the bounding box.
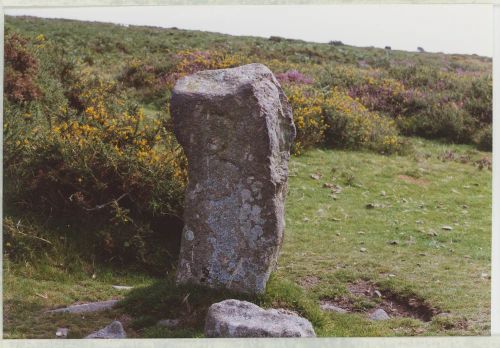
(171, 63, 296, 294)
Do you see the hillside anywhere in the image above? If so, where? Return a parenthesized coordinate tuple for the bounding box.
(6, 15, 492, 147)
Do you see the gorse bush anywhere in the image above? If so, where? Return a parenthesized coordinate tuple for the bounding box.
(4, 74, 187, 272)
(324, 63, 492, 145)
(323, 88, 402, 153)
(286, 85, 328, 154)
(285, 84, 402, 155)
(474, 125, 492, 152)
(165, 50, 245, 87)
(4, 31, 41, 103)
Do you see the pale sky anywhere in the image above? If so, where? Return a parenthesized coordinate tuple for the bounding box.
(5, 5, 494, 57)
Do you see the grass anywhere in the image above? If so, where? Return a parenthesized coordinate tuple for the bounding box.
(3, 137, 491, 338)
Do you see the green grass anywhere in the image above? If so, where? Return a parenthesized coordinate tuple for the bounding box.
(279, 138, 491, 336)
(3, 138, 491, 337)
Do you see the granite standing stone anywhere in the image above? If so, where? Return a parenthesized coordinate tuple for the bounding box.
(171, 63, 295, 294)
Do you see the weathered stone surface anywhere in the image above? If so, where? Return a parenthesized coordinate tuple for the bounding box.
(46, 300, 118, 314)
(369, 308, 390, 320)
(171, 63, 295, 294)
(204, 299, 315, 337)
(85, 321, 126, 339)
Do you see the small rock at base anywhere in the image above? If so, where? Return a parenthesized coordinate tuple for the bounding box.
(205, 299, 315, 337)
(85, 321, 126, 339)
(56, 328, 68, 338)
(112, 285, 133, 291)
(369, 308, 390, 321)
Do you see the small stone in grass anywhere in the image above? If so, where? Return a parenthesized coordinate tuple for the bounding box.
(310, 173, 322, 180)
(47, 300, 118, 314)
(360, 247, 367, 253)
(330, 185, 343, 194)
(369, 308, 390, 321)
(157, 319, 180, 328)
(320, 303, 347, 313)
(481, 273, 490, 279)
(85, 321, 126, 339)
(389, 240, 399, 245)
(56, 328, 68, 338)
(427, 230, 438, 237)
(442, 226, 453, 231)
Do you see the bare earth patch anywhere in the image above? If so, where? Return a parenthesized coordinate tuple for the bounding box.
(397, 175, 430, 187)
(298, 276, 320, 289)
(321, 280, 440, 322)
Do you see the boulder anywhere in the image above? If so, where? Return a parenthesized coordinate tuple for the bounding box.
(85, 321, 126, 339)
(171, 63, 295, 294)
(204, 299, 315, 337)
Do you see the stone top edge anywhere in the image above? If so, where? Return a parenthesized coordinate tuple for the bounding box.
(172, 63, 277, 98)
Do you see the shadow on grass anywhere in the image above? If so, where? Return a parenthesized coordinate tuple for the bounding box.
(4, 299, 122, 339)
(117, 275, 327, 338)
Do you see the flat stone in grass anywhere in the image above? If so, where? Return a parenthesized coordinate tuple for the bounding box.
(157, 318, 180, 328)
(171, 63, 296, 294)
(85, 321, 126, 339)
(204, 299, 315, 337)
(319, 302, 348, 313)
(55, 327, 68, 338)
(46, 300, 118, 314)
